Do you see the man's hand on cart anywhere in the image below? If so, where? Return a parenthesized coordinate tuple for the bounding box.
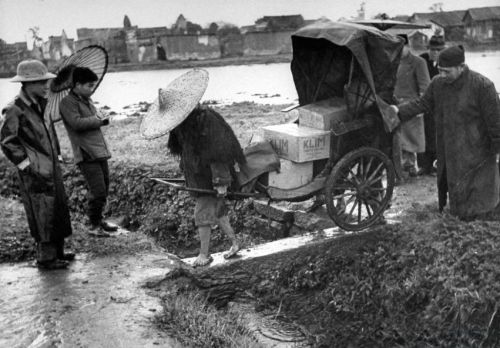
(215, 185, 228, 198)
(388, 105, 399, 116)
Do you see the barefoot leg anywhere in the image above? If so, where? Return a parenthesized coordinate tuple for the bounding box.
(193, 254, 213, 267)
(193, 225, 212, 267)
(219, 216, 240, 259)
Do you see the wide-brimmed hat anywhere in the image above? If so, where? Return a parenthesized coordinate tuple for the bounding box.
(45, 45, 108, 122)
(429, 35, 445, 49)
(11, 59, 56, 82)
(140, 69, 209, 139)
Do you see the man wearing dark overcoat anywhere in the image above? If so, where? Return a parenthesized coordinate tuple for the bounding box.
(1, 60, 73, 269)
(394, 34, 430, 178)
(417, 35, 446, 175)
(392, 46, 500, 220)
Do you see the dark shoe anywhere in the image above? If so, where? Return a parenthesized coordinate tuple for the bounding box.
(407, 167, 418, 177)
(37, 259, 69, 270)
(395, 177, 406, 186)
(417, 168, 436, 176)
(417, 168, 430, 176)
(58, 252, 76, 261)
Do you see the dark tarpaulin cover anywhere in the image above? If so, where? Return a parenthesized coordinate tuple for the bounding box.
(291, 20, 404, 132)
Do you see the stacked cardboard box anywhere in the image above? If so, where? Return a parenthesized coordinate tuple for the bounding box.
(262, 98, 348, 189)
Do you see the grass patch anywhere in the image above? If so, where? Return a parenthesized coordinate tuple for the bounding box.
(251, 204, 500, 347)
(156, 288, 263, 348)
(53, 102, 292, 167)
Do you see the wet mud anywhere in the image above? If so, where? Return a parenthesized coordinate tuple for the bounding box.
(0, 252, 182, 348)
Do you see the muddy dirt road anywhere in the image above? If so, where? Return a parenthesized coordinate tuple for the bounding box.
(0, 251, 182, 348)
(0, 175, 438, 347)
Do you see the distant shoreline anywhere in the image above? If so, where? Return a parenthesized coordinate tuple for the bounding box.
(0, 54, 293, 78)
(1, 43, 499, 78)
(106, 54, 293, 73)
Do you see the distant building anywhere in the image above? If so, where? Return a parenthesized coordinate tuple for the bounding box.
(408, 10, 467, 41)
(243, 15, 305, 56)
(47, 31, 75, 61)
(408, 12, 447, 39)
(463, 6, 500, 42)
(217, 26, 244, 58)
(76, 27, 129, 63)
(386, 28, 429, 50)
(428, 10, 466, 41)
(392, 15, 410, 22)
(254, 15, 305, 32)
(0, 41, 30, 76)
(172, 14, 188, 34)
(131, 27, 170, 63)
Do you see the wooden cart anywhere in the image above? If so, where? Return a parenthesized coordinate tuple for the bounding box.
(157, 21, 406, 232)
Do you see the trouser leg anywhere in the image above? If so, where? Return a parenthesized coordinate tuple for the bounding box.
(79, 160, 109, 225)
(417, 151, 436, 173)
(37, 242, 57, 262)
(392, 132, 404, 181)
(402, 151, 416, 170)
(54, 239, 65, 259)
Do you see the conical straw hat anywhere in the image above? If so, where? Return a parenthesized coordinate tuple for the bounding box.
(140, 69, 209, 139)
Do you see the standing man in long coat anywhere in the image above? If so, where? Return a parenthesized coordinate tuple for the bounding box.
(394, 34, 430, 178)
(392, 46, 500, 220)
(417, 35, 446, 175)
(1, 60, 73, 269)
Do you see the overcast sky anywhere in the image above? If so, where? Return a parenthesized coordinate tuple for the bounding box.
(1, 0, 499, 43)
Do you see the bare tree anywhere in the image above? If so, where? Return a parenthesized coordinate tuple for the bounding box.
(27, 27, 44, 59)
(429, 2, 443, 12)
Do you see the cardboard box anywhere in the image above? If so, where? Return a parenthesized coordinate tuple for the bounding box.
(268, 159, 314, 189)
(262, 123, 330, 162)
(298, 98, 350, 130)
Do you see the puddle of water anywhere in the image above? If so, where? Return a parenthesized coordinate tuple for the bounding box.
(0, 253, 182, 348)
(229, 301, 312, 348)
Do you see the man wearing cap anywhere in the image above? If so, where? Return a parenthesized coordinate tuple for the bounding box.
(394, 34, 430, 179)
(59, 67, 117, 236)
(390, 46, 500, 220)
(417, 35, 446, 176)
(0, 59, 73, 269)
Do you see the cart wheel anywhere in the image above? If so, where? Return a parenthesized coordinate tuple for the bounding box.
(325, 147, 395, 231)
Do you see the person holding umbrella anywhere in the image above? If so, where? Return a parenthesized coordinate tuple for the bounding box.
(59, 67, 118, 236)
(1, 59, 73, 270)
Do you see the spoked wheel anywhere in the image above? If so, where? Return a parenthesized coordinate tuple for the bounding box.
(325, 147, 395, 231)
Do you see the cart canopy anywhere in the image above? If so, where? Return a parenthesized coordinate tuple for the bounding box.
(291, 20, 404, 131)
